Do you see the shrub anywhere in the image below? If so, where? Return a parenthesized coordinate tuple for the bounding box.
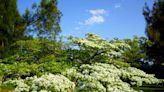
(0, 39, 71, 80)
(0, 59, 71, 81)
(2, 73, 75, 92)
(63, 63, 163, 92)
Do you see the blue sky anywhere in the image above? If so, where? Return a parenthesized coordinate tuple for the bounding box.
(17, 0, 154, 39)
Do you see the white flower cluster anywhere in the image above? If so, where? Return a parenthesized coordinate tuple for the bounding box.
(2, 63, 163, 92)
(72, 33, 131, 58)
(3, 79, 30, 92)
(63, 63, 163, 92)
(31, 74, 75, 92)
(121, 67, 162, 86)
(2, 73, 75, 92)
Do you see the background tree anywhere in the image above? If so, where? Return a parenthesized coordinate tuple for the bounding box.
(0, 0, 62, 58)
(23, 0, 62, 39)
(143, 0, 164, 78)
(0, 0, 25, 58)
(120, 36, 152, 68)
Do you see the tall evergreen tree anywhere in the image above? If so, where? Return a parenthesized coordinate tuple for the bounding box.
(0, 0, 25, 58)
(143, 0, 164, 63)
(143, 0, 164, 78)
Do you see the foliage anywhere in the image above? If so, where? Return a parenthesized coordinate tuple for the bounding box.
(5, 39, 64, 63)
(67, 33, 130, 65)
(63, 63, 163, 92)
(0, 0, 25, 58)
(0, 0, 62, 58)
(2, 73, 75, 92)
(0, 33, 164, 91)
(119, 36, 152, 68)
(0, 61, 71, 81)
(0, 39, 71, 81)
(143, 0, 164, 63)
(0, 0, 163, 90)
(2, 63, 163, 92)
(23, 0, 62, 39)
(143, 0, 164, 43)
(143, 0, 164, 78)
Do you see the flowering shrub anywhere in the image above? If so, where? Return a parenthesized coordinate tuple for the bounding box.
(31, 74, 75, 92)
(120, 67, 161, 86)
(1, 63, 164, 92)
(2, 79, 30, 92)
(63, 63, 163, 92)
(2, 73, 75, 92)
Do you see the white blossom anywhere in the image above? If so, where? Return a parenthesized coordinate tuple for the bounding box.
(3, 73, 75, 92)
(63, 63, 164, 92)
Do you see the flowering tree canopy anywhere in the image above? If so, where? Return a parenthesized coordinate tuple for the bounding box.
(70, 33, 131, 64)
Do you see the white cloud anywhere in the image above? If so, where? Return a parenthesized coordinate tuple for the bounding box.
(84, 15, 104, 25)
(89, 9, 107, 15)
(114, 3, 121, 8)
(77, 9, 107, 26)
